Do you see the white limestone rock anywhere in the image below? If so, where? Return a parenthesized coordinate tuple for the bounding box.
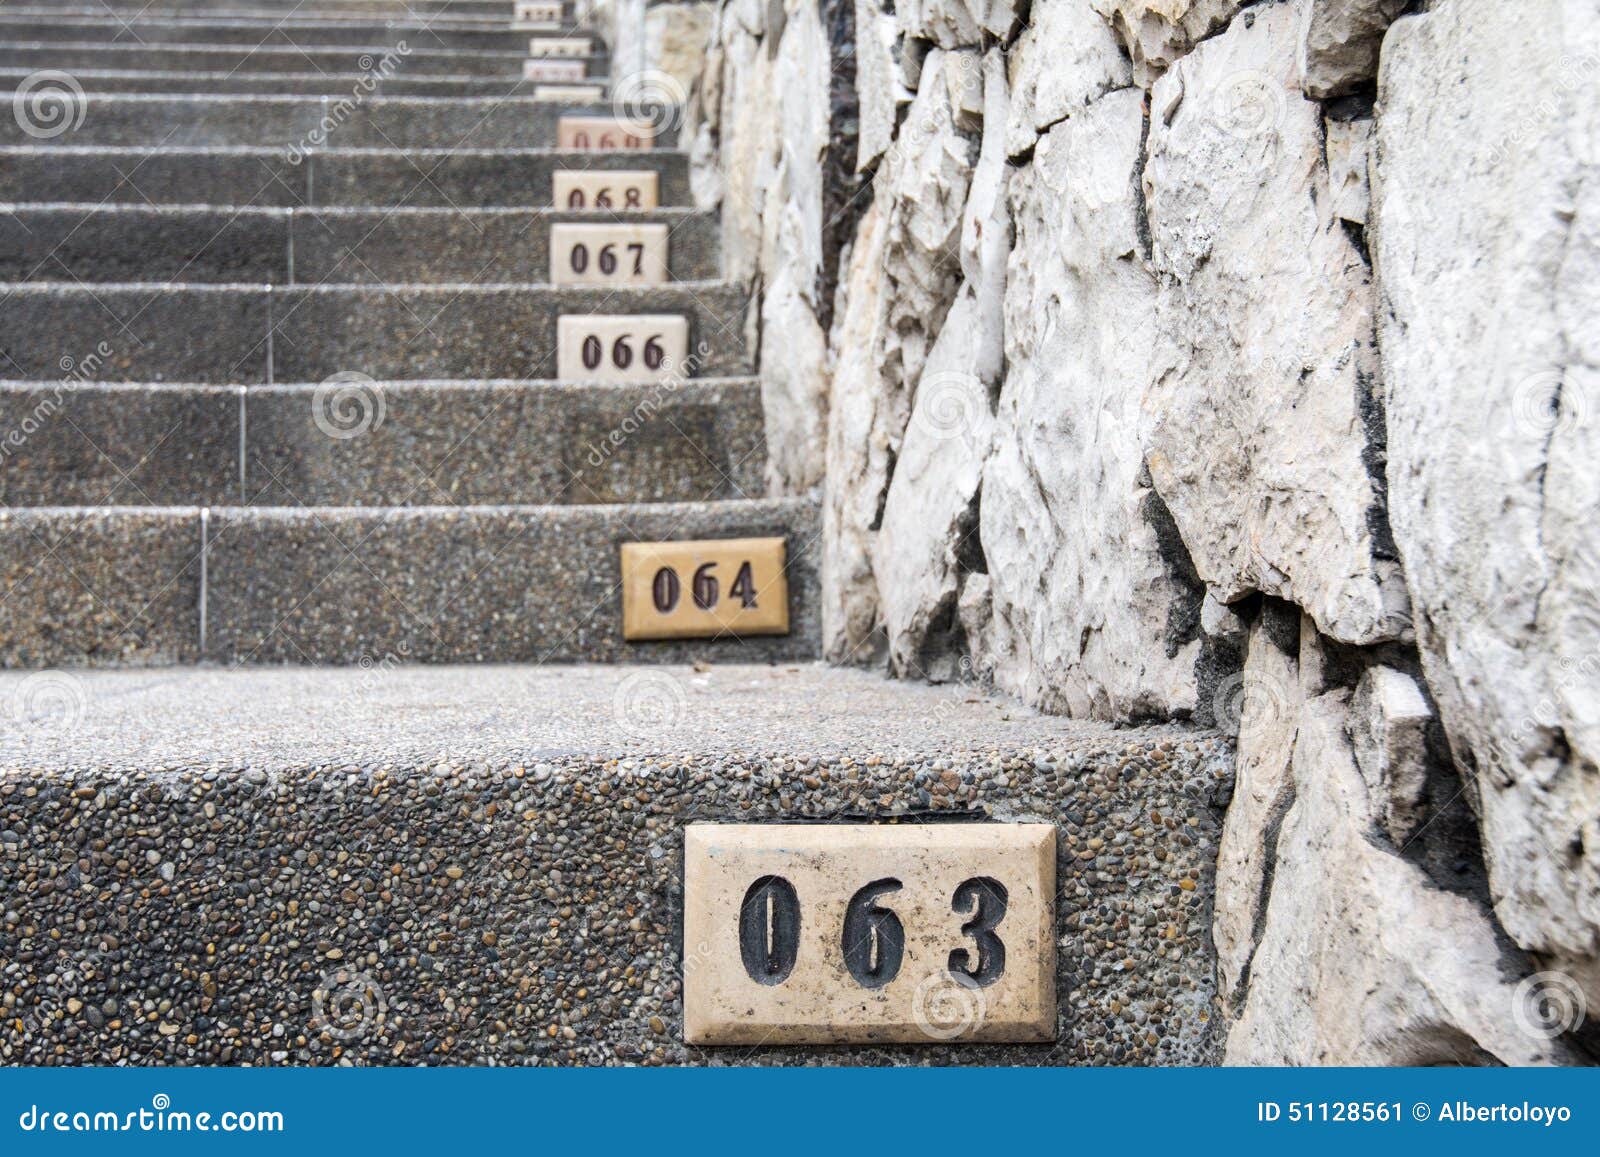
(855, 0, 909, 172)
(1349, 665, 1433, 847)
(1296, 0, 1407, 99)
(897, 0, 1021, 48)
(645, 1, 715, 91)
(1142, 1, 1410, 647)
(1090, 0, 1247, 86)
(982, 88, 1203, 720)
(1372, 0, 1600, 997)
(1226, 691, 1580, 1065)
(1004, 0, 1132, 157)
(1324, 114, 1371, 226)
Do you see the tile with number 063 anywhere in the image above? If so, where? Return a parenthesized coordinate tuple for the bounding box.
(683, 823, 1057, 1045)
(550, 223, 668, 286)
(523, 58, 587, 81)
(529, 36, 590, 58)
(552, 170, 658, 210)
(620, 538, 789, 641)
(556, 315, 686, 384)
(557, 115, 653, 150)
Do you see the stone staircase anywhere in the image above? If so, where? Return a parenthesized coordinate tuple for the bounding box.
(0, 0, 819, 667)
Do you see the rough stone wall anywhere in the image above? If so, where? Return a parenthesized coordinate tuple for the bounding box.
(686, 0, 1600, 1063)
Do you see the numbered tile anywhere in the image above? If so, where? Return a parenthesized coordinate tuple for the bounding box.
(557, 314, 686, 383)
(557, 115, 654, 150)
(684, 824, 1057, 1045)
(550, 223, 668, 286)
(552, 170, 658, 211)
(620, 538, 789, 640)
(534, 84, 607, 102)
(515, 0, 563, 20)
(523, 58, 587, 82)
(529, 36, 590, 58)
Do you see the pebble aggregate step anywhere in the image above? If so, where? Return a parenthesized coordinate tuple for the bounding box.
(0, 378, 766, 506)
(0, 15, 547, 50)
(0, 498, 820, 665)
(0, 146, 688, 207)
(2, 0, 524, 16)
(0, 41, 551, 75)
(0, 282, 749, 381)
(0, 95, 661, 149)
(0, 663, 1230, 1066)
(0, 66, 576, 96)
(0, 205, 717, 283)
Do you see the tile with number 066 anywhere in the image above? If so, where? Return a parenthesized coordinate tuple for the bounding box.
(620, 538, 789, 641)
(552, 170, 658, 210)
(550, 223, 668, 286)
(557, 115, 653, 150)
(683, 823, 1057, 1045)
(523, 58, 587, 81)
(529, 36, 590, 57)
(556, 314, 687, 384)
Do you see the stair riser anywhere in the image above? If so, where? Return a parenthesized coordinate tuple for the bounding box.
(0, 20, 547, 50)
(0, 98, 666, 150)
(0, 501, 819, 665)
(0, 210, 718, 284)
(0, 285, 750, 381)
(0, 381, 765, 506)
(0, 150, 689, 207)
(0, 45, 571, 76)
(1, 0, 525, 17)
(0, 70, 571, 96)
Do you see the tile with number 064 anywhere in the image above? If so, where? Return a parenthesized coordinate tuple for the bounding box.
(683, 823, 1057, 1045)
(550, 223, 668, 286)
(557, 115, 653, 150)
(523, 58, 587, 81)
(556, 314, 687, 383)
(620, 538, 789, 641)
(552, 170, 658, 210)
(529, 36, 590, 58)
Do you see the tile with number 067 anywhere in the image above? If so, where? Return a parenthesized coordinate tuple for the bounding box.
(683, 823, 1057, 1045)
(556, 315, 687, 384)
(557, 115, 653, 150)
(529, 36, 590, 57)
(550, 223, 668, 286)
(552, 170, 658, 211)
(620, 538, 789, 641)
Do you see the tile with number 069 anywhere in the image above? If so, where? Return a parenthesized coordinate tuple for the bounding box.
(529, 36, 591, 57)
(552, 170, 658, 211)
(557, 115, 653, 150)
(556, 314, 687, 383)
(620, 538, 789, 641)
(683, 823, 1057, 1045)
(523, 58, 587, 81)
(550, 223, 668, 286)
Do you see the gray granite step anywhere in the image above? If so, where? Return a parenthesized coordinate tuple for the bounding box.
(0, 281, 749, 381)
(0, 498, 820, 665)
(0, 661, 1228, 1066)
(0, 147, 688, 207)
(0, 41, 551, 75)
(0, 377, 765, 506)
(0, 206, 717, 283)
(0, 15, 544, 50)
(0, 95, 663, 149)
(0, 0, 522, 16)
(0, 66, 589, 96)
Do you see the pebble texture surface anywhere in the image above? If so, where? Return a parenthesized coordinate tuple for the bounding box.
(0, 664, 1232, 1065)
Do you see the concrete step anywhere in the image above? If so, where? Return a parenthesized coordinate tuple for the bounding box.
(0, 205, 718, 283)
(0, 66, 586, 96)
(0, 95, 659, 149)
(0, 147, 689, 207)
(0, 0, 523, 17)
(0, 498, 819, 665)
(0, 42, 564, 76)
(0, 377, 765, 506)
(0, 282, 749, 381)
(0, 661, 1229, 1065)
(0, 15, 547, 50)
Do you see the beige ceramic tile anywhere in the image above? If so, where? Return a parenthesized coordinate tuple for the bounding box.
(515, 1, 563, 21)
(529, 36, 591, 58)
(552, 170, 659, 211)
(555, 314, 688, 383)
(549, 223, 668, 286)
(621, 538, 789, 641)
(556, 115, 655, 150)
(683, 823, 1057, 1045)
(535, 84, 607, 102)
(523, 58, 588, 81)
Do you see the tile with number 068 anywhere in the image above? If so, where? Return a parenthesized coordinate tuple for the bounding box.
(683, 823, 1057, 1045)
(620, 538, 789, 641)
(556, 314, 687, 384)
(557, 115, 653, 150)
(529, 36, 590, 57)
(552, 170, 658, 211)
(523, 58, 587, 81)
(550, 223, 668, 286)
